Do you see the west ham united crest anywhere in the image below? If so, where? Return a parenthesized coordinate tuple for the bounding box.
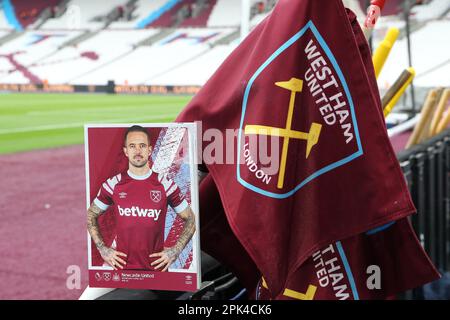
(238, 21, 363, 199)
(103, 272, 111, 281)
(150, 190, 162, 203)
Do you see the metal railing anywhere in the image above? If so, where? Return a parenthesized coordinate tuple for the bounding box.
(398, 127, 450, 298)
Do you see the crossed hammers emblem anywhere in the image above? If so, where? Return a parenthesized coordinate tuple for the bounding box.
(244, 78, 322, 189)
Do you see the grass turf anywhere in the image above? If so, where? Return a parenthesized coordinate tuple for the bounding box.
(0, 93, 192, 154)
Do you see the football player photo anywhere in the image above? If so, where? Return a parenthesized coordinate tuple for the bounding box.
(85, 123, 200, 291)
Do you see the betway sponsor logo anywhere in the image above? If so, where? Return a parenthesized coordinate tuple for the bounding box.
(118, 205, 161, 221)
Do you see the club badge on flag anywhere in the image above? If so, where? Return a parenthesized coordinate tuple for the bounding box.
(256, 219, 439, 300)
(238, 20, 363, 198)
(177, 0, 440, 298)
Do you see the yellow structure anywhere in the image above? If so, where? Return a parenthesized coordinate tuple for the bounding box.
(372, 28, 399, 79)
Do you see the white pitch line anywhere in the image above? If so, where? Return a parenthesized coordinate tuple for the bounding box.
(0, 114, 179, 135)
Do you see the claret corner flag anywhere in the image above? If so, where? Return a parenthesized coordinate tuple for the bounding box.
(176, 0, 439, 299)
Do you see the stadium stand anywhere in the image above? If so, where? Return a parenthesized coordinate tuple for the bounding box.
(114, 0, 221, 29)
(109, 0, 167, 29)
(0, 1, 271, 85)
(0, 30, 82, 83)
(128, 0, 220, 28)
(0, 0, 63, 30)
(410, 0, 450, 21)
(146, 0, 198, 28)
(0, 30, 81, 61)
(40, 0, 127, 30)
(25, 29, 154, 84)
(179, 0, 218, 27)
(147, 41, 238, 85)
(0, 50, 11, 77)
(0, 0, 448, 87)
(12, 0, 62, 29)
(73, 28, 234, 85)
(209, 0, 277, 28)
(0, 0, 16, 30)
(0, 31, 80, 83)
(207, 0, 242, 27)
(0, 30, 9, 38)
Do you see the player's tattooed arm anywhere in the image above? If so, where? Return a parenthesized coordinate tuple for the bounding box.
(172, 207, 196, 256)
(150, 207, 196, 271)
(87, 203, 107, 251)
(87, 203, 127, 270)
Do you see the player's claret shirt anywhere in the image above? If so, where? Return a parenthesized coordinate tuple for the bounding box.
(94, 169, 188, 270)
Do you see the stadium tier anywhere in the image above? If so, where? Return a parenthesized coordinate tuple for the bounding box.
(0, 1, 12, 30)
(0, 30, 82, 62)
(410, 0, 450, 21)
(13, 0, 61, 29)
(0, 29, 9, 38)
(146, 42, 238, 86)
(74, 28, 234, 85)
(0, 0, 448, 88)
(148, 0, 199, 27)
(40, 0, 127, 30)
(27, 29, 155, 84)
(0, 27, 235, 85)
(207, 0, 242, 27)
(180, 0, 218, 27)
(110, 0, 169, 29)
(0, 0, 58, 30)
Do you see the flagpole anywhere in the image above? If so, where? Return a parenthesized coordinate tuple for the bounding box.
(362, 0, 386, 41)
(403, 0, 416, 113)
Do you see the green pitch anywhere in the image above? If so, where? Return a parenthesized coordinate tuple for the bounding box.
(0, 93, 192, 154)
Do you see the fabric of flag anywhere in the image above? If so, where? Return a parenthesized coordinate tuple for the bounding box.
(176, 0, 439, 298)
(256, 218, 439, 300)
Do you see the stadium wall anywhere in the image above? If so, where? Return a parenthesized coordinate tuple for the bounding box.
(0, 83, 201, 94)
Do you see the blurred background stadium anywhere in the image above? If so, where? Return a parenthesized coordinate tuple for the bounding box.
(0, 0, 449, 299)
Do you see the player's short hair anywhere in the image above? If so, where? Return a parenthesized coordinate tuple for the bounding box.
(124, 125, 150, 146)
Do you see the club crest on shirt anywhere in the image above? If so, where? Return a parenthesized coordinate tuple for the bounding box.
(150, 190, 162, 203)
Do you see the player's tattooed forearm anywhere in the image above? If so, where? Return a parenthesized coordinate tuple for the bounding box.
(165, 247, 179, 259)
(87, 218, 105, 250)
(87, 203, 106, 251)
(174, 211, 196, 254)
(88, 203, 103, 216)
(99, 246, 114, 258)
